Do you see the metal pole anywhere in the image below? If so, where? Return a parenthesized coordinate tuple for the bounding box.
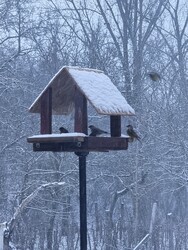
(75, 152, 89, 250)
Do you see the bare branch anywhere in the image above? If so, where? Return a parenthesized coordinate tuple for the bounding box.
(8, 182, 66, 233)
(95, 0, 124, 63)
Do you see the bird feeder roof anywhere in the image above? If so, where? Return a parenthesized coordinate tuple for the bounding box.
(29, 66, 135, 116)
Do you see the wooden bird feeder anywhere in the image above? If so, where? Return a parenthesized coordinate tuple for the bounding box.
(27, 66, 135, 151)
(27, 66, 135, 250)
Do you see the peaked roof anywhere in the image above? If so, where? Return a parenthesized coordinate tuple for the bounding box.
(29, 66, 135, 116)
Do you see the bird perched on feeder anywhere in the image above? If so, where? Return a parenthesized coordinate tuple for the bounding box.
(59, 126, 69, 133)
(89, 125, 108, 136)
(126, 125, 141, 142)
(148, 71, 161, 81)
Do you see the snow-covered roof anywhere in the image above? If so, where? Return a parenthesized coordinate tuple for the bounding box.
(29, 66, 135, 116)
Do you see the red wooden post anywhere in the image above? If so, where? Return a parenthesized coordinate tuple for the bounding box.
(110, 115, 121, 137)
(40, 87, 52, 134)
(74, 87, 88, 134)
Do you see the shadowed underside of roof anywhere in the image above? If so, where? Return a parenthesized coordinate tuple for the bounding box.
(29, 66, 135, 116)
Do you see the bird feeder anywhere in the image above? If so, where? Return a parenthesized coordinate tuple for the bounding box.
(27, 66, 135, 250)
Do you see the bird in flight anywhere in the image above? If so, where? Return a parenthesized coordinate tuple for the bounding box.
(148, 71, 161, 81)
(59, 126, 69, 133)
(89, 125, 108, 136)
(126, 125, 141, 142)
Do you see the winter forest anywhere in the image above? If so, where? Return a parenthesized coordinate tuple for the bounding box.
(0, 0, 188, 249)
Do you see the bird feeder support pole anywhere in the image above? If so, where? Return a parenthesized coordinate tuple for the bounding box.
(74, 86, 89, 249)
(79, 153, 87, 250)
(75, 151, 89, 250)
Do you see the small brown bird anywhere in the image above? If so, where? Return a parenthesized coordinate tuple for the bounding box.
(126, 125, 141, 142)
(59, 126, 69, 133)
(148, 71, 161, 81)
(89, 125, 108, 136)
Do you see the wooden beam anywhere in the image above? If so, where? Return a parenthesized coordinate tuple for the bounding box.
(110, 115, 121, 137)
(74, 87, 88, 134)
(30, 137, 129, 152)
(40, 87, 52, 134)
(86, 137, 127, 150)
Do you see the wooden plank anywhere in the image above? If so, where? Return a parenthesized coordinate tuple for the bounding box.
(74, 87, 88, 134)
(110, 115, 121, 137)
(40, 87, 52, 134)
(30, 137, 129, 152)
(85, 137, 128, 150)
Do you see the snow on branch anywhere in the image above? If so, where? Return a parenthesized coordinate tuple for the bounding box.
(109, 172, 148, 219)
(0, 135, 26, 155)
(8, 182, 65, 233)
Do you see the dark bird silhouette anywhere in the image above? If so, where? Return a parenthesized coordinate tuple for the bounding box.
(148, 71, 161, 81)
(126, 125, 141, 142)
(89, 125, 108, 136)
(59, 126, 69, 133)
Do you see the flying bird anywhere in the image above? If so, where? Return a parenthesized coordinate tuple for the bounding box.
(89, 125, 108, 136)
(148, 71, 161, 81)
(59, 126, 69, 133)
(126, 125, 141, 142)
